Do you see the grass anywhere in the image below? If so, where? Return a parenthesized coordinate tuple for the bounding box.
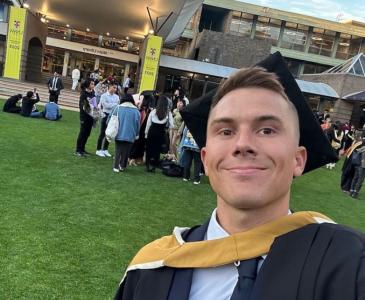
(0, 100, 364, 299)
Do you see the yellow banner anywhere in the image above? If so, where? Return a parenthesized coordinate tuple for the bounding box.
(139, 35, 163, 93)
(4, 7, 26, 80)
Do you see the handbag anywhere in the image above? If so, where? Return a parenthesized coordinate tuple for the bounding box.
(105, 106, 119, 142)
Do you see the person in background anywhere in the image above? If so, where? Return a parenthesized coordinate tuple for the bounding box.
(145, 95, 174, 172)
(44, 95, 62, 121)
(129, 96, 151, 166)
(112, 94, 140, 173)
(170, 98, 186, 159)
(341, 132, 363, 196)
(47, 72, 64, 104)
(94, 78, 109, 105)
(75, 79, 96, 157)
(122, 74, 131, 94)
(20, 90, 42, 118)
(326, 122, 343, 169)
(71, 66, 80, 91)
(3, 94, 22, 113)
(96, 83, 120, 157)
(180, 126, 202, 185)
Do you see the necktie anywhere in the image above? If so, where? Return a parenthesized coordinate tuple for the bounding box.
(230, 258, 259, 300)
(52, 77, 57, 90)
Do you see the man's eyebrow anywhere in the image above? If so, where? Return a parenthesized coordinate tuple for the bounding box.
(254, 115, 284, 124)
(209, 117, 235, 126)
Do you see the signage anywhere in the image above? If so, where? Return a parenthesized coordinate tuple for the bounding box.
(139, 35, 163, 93)
(4, 7, 26, 79)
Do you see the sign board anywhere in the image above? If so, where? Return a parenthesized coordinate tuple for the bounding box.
(4, 7, 26, 79)
(139, 35, 163, 93)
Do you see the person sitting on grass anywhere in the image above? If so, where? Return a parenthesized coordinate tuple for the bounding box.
(3, 93, 22, 114)
(20, 90, 42, 118)
(44, 95, 62, 121)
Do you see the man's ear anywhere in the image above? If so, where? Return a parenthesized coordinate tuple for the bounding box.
(200, 147, 209, 176)
(293, 146, 307, 177)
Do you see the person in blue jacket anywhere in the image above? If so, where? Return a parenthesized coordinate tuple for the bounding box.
(111, 94, 140, 172)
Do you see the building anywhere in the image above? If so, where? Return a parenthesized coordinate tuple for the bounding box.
(1, 0, 365, 120)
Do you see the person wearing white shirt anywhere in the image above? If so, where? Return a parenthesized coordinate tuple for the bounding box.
(123, 74, 131, 94)
(96, 83, 120, 157)
(71, 66, 80, 91)
(114, 55, 365, 300)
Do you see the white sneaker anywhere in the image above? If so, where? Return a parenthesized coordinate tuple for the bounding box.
(103, 150, 112, 157)
(96, 150, 105, 157)
(113, 168, 120, 173)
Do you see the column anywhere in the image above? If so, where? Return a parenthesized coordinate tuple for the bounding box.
(331, 32, 340, 58)
(277, 21, 285, 48)
(62, 51, 70, 77)
(305, 27, 313, 53)
(250, 15, 258, 39)
(98, 35, 103, 47)
(123, 63, 130, 81)
(94, 58, 100, 71)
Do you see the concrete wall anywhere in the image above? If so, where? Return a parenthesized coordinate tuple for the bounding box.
(194, 29, 271, 68)
(300, 73, 365, 125)
(20, 11, 48, 81)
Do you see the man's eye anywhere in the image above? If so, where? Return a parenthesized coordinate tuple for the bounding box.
(218, 129, 232, 136)
(259, 128, 276, 135)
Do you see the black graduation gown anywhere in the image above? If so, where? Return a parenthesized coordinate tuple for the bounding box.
(114, 222, 365, 300)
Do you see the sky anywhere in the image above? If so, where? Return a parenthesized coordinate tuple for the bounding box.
(238, 0, 365, 23)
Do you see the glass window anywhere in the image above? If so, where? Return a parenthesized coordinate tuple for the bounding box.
(281, 22, 308, 52)
(319, 30, 336, 57)
(0, 3, 5, 22)
(349, 35, 362, 57)
(71, 30, 99, 46)
(48, 25, 69, 40)
(303, 62, 329, 74)
(229, 11, 253, 36)
(254, 17, 281, 45)
(336, 34, 363, 59)
(42, 47, 65, 74)
(309, 27, 325, 55)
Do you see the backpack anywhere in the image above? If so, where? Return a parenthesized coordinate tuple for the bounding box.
(105, 106, 119, 142)
(161, 160, 183, 177)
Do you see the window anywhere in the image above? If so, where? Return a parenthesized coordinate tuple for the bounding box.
(230, 11, 254, 36)
(254, 17, 282, 46)
(336, 34, 363, 59)
(281, 22, 308, 52)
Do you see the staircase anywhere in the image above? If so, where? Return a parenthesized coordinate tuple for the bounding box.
(0, 76, 79, 111)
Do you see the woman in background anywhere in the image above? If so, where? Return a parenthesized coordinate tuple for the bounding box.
(145, 95, 174, 172)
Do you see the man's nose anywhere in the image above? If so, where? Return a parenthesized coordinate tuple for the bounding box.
(233, 131, 257, 157)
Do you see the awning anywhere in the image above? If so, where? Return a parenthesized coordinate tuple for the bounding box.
(295, 79, 339, 99)
(343, 90, 365, 102)
(159, 55, 237, 78)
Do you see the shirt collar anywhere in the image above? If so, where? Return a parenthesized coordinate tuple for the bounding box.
(206, 208, 292, 241)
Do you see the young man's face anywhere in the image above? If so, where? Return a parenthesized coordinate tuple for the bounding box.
(201, 87, 306, 213)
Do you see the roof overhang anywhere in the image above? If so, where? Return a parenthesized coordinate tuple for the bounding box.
(20, 0, 202, 43)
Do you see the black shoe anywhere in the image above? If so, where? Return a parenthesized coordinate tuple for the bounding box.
(82, 150, 91, 156)
(75, 151, 85, 157)
(146, 167, 155, 173)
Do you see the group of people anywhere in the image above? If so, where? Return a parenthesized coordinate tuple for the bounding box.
(73, 78, 202, 183)
(3, 89, 62, 121)
(314, 108, 365, 198)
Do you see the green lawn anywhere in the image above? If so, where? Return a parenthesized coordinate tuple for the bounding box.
(0, 101, 364, 299)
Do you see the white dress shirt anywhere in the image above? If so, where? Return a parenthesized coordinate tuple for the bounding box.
(188, 208, 280, 300)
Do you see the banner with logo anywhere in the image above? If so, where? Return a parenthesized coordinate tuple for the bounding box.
(138, 35, 163, 93)
(4, 7, 26, 80)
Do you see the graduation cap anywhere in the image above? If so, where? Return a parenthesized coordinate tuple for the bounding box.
(180, 52, 338, 173)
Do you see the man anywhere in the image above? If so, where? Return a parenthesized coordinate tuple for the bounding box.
(47, 72, 64, 104)
(96, 83, 120, 157)
(20, 90, 42, 118)
(44, 96, 62, 121)
(114, 53, 365, 299)
(122, 74, 131, 94)
(71, 66, 80, 91)
(3, 93, 22, 113)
